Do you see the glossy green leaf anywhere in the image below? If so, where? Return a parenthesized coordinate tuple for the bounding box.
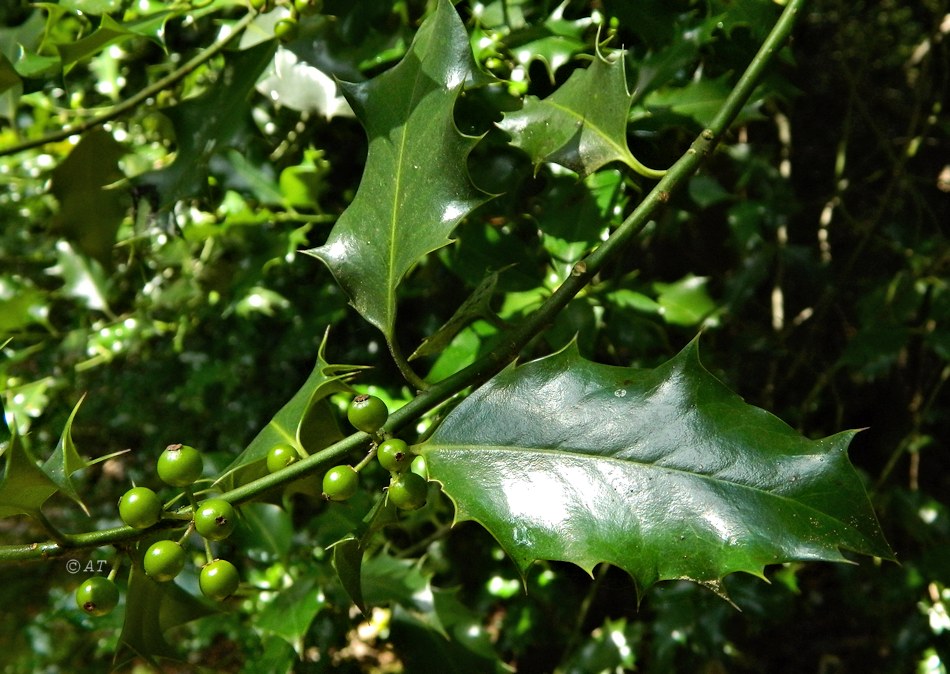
(499, 48, 666, 179)
(256, 47, 353, 119)
(305, 0, 491, 339)
(535, 175, 604, 267)
(420, 340, 894, 597)
(359, 548, 431, 612)
(255, 572, 327, 655)
(217, 331, 364, 490)
(42, 395, 126, 516)
(117, 560, 216, 665)
(0, 422, 59, 519)
(712, 0, 781, 39)
(137, 40, 277, 209)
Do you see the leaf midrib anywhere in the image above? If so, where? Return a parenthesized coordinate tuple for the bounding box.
(428, 442, 862, 541)
(387, 52, 432, 327)
(545, 98, 632, 165)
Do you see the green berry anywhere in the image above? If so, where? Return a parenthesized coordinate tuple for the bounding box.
(249, 0, 267, 10)
(274, 17, 298, 42)
(294, 0, 322, 15)
(347, 394, 388, 434)
(266, 443, 299, 474)
(410, 454, 428, 479)
(194, 498, 236, 541)
(118, 486, 162, 529)
(157, 444, 203, 487)
(199, 559, 240, 601)
(75, 576, 119, 616)
(377, 438, 411, 473)
(322, 465, 359, 501)
(143, 540, 186, 582)
(388, 472, 427, 511)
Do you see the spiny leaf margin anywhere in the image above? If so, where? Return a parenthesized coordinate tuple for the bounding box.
(419, 338, 893, 597)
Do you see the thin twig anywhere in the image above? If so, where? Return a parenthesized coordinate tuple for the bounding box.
(0, 10, 257, 157)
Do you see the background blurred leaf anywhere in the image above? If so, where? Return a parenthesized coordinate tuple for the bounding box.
(136, 41, 277, 209)
(117, 559, 216, 665)
(49, 129, 126, 268)
(255, 571, 327, 655)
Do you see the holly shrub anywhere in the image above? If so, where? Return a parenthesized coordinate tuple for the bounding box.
(1, 0, 948, 672)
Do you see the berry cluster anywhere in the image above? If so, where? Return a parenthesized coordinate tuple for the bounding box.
(319, 395, 431, 511)
(77, 393, 432, 618)
(76, 444, 241, 617)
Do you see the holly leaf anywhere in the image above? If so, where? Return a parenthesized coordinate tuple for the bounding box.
(419, 339, 894, 598)
(116, 559, 216, 666)
(42, 395, 128, 516)
(0, 422, 59, 519)
(304, 0, 492, 339)
(216, 330, 365, 491)
(498, 48, 665, 179)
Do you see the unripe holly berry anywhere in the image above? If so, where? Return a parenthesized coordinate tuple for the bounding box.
(194, 498, 236, 541)
(274, 17, 298, 42)
(143, 540, 187, 582)
(347, 394, 388, 434)
(199, 559, 240, 601)
(322, 465, 359, 501)
(266, 443, 298, 473)
(75, 576, 119, 616)
(157, 444, 203, 487)
(294, 0, 322, 16)
(377, 438, 411, 473)
(118, 486, 163, 529)
(388, 471, 427, 511)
